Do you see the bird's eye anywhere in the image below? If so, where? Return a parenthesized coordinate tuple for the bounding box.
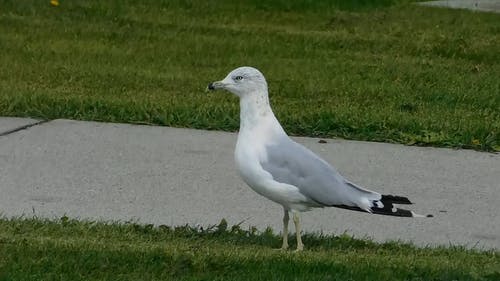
(234, 76, 243, 81)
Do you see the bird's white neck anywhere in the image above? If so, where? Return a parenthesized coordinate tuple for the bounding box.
(238, 91, 280, 133)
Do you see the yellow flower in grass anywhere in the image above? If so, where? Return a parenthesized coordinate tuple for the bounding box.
(50, 0, 59, 6)
(472, 139, 481, 145)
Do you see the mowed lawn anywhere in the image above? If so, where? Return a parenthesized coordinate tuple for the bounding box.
(0, 218, 499, 281)
(0, 0, 499, 150)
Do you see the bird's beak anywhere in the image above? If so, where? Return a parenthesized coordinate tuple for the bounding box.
(207, 81, 225, 91)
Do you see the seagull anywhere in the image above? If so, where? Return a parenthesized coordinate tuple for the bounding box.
(207, 66, 431, 251)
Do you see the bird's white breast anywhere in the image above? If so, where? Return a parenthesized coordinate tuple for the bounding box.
(234, 113, 309, 209)
(234, 114, 277, 187)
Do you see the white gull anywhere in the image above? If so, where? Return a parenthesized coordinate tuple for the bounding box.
(208, 66, 430, 251)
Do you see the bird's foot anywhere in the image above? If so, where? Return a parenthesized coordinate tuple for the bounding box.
(294, 244, 304, 252)
(274, 243, 289, 251)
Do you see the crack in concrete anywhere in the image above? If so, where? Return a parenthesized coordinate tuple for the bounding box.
(0, 120, 50, 137)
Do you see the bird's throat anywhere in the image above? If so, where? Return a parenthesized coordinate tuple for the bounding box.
(239, 93, 274, 131)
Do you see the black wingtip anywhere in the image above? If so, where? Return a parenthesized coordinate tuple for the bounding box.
(372, 206, 414, 217)
(332, 203, 433, 218)
(381, 194, 412, 205)
(332, 204, 415, 217)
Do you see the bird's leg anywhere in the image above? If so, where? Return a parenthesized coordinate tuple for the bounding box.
(293, 212, 304, 251)
(281, 208, 289, 250)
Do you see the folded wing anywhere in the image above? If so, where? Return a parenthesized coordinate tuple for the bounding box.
(260, 136, 381, 210)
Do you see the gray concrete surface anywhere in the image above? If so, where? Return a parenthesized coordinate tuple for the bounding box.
(0, 118, 499, 250)
(418, 0, 500, 13)
(0, 117, 41, 135)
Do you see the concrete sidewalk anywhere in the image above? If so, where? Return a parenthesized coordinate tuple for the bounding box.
(418, 0, 500, 13)
(0, 118, 499, 250)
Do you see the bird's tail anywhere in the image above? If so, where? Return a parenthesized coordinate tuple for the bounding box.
(333, 194, 433, 218)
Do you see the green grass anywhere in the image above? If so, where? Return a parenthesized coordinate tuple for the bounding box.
(0, 0, 499, 151)
(0, 217, 499, 281)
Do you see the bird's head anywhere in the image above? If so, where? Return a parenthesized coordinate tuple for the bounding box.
(207, 66, 268, 97)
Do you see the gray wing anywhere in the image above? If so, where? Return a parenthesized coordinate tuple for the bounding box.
(260, 136, 380, 207)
